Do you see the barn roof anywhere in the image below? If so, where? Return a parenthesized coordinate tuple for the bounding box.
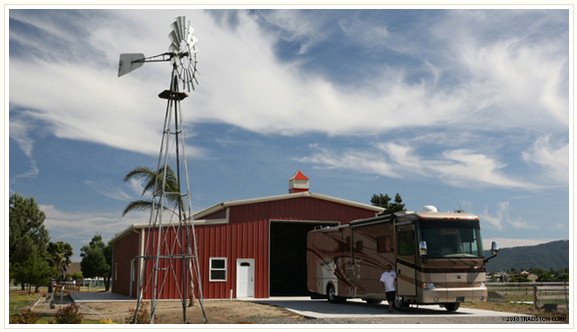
(111, 191, 384, 244)
(193, 190, 384, 220)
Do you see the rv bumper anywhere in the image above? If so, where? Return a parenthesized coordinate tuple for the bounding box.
(418, 287, 488, 304)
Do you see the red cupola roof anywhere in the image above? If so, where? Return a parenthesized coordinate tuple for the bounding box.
(288, 171, 310, 193)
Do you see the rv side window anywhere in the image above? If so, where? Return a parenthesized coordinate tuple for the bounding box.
(397, 231, 414, 256)
(377, 235, 393, 253)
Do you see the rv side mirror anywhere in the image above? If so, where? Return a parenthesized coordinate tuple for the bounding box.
(491, 241, 499, 256)
(419, 241, 428, 256)
(484, 241, 499, 263)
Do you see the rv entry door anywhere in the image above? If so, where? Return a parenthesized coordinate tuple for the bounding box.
(395, 226, 417, 297)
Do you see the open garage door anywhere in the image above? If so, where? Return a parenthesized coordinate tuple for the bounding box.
(269, 221, 338, 296)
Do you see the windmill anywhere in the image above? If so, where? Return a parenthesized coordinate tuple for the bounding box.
(118, 16, 206, 324)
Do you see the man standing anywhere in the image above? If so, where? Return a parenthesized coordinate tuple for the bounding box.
(380, 264, 397, 312)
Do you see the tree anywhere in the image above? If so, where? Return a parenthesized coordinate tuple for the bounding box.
(13, 254, 56, 295)
(80, 235, 112, 291)
(47, 241, 74, 281)
(9, 193, 50, 290)
(371, 193, 406, 215)
(122, 166, 183, 217)
(70, 272, 83, 280)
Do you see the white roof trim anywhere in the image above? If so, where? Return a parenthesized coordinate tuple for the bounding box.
(193, 191, 383, 220)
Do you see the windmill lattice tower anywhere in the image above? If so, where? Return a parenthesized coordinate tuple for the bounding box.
(118, 16, 207, 324)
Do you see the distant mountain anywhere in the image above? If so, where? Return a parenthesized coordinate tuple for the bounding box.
(484, 240, 569, 272)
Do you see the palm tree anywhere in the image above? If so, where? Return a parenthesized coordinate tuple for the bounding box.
(122, 165, 197, 306)
(122, 166, 184, 217)
(47, 241, 73, 281)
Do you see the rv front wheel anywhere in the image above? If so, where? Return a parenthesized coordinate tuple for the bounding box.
(326, 284, 344, 303)
(393, 295, 409, 311)
(326, 284, 337, 303)
(444, 302, 460, 312)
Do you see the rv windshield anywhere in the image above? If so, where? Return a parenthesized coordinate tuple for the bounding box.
(417, 220, 484, 258)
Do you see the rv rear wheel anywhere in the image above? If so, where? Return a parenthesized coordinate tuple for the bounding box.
(444, 302, 460, 312)
(393, 295, 409, 311)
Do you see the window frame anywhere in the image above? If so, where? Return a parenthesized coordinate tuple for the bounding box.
(209, 257, 227, 282)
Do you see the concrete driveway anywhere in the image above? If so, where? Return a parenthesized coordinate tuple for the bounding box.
(249, 297, 532, 319)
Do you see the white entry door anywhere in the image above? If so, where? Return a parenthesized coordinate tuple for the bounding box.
(236, 259, 255, 298)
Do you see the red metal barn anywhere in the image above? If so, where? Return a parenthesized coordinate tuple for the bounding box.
(110, 171, 383, 300)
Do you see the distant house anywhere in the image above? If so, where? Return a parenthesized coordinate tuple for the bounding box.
(110, 171, 384, 300)
(515, 271, 538, 282)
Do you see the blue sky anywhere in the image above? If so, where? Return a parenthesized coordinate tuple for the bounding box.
(8, 7, 571, 261)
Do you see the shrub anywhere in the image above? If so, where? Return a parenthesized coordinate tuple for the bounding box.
(100, 318, 115, 324)
(51, 304, 83, 324)
(9, 309, 39, 324)
(124, 307, 161, 324)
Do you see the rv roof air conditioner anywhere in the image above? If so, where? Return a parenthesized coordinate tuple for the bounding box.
(421, 205, 438, 212)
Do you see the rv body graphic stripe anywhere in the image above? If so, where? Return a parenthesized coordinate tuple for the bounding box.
(397, 260, 486, 273)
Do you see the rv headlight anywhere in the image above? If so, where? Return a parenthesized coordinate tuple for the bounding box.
(420, 283, 436, 289)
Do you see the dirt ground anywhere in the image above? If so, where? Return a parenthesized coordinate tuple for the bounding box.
(31, 295, 305, 324)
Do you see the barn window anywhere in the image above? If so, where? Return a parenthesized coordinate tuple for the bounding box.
(209, 257, 227, 282)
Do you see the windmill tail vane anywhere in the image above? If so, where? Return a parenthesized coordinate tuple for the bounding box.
(118, 16, 199, 93)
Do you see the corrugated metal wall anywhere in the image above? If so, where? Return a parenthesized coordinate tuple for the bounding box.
(139, 226, 195, 300)
(111, 231, 141, 297)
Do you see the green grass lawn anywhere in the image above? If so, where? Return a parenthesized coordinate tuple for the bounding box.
(9, 293, 38, 316)
(9, 287, 109, 324)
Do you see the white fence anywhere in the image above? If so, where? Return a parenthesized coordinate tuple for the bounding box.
(487, 282, 569, 312)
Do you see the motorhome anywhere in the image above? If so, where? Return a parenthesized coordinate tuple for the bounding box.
(306, 206, 498, 311)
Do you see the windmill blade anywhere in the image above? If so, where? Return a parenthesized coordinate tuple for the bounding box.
(118, 53, 145, 77)
(178, 16, 188, 38)
(168, 30, 180, 53)
(186, 27, 195, 44)
(170, 20, 182, 43)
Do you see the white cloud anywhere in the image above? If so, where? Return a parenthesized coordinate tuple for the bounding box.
(522, 136, 569, 184)
(126, 177, 146, 197)
(481, 205, 504, 231)
(299, 142, 533, 189)
(432, 149, 530, 189)
(256, 10, 329, 55)
(297, 144, 399, 178)
(8, 112, 40, 180)
(480, 201, 537, 231)
(85, 180, 134, 202)
(39, 204, 149, 259)
(9, 58, 169, 156)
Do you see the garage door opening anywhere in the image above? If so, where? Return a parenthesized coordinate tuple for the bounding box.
(269, 221, 338, 296)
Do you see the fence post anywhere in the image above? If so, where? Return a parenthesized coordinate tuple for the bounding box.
(533, 286, 538, 310)
(564, 280, 569, 312)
